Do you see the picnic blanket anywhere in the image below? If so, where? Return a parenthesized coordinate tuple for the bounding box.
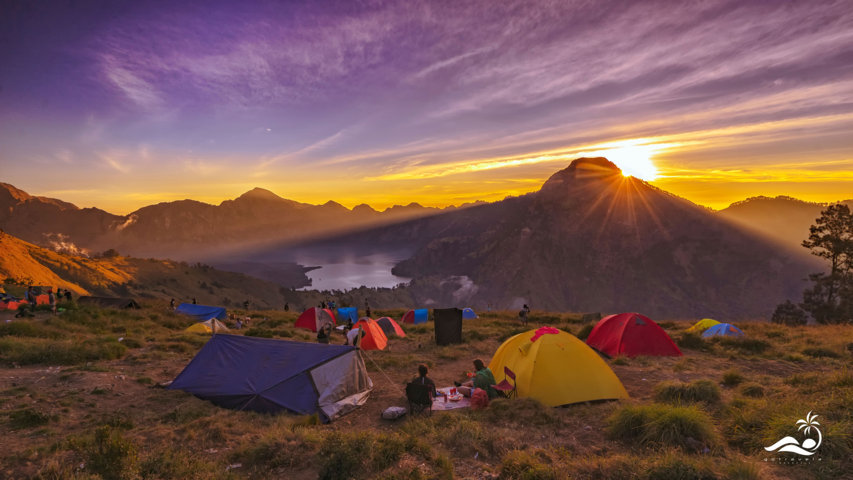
(431, 386, 471, 411)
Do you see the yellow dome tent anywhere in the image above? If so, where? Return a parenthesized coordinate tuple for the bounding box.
(686, 318, 720, 333)
(185, 319, 230, 334)
(488, 327, 629, 406)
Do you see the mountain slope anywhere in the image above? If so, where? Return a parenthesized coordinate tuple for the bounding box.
(718, 196, 853, 252)
(301, 158, 819, 319)
(0, 231, 295, 308)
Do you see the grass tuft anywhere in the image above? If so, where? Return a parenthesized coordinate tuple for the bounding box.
(654, 379, 720, 405)
(607, 403, 716, 450)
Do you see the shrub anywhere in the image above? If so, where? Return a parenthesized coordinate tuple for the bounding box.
(802, 347, 840, 358)
(717, 337, 769, 354)
(9, 407, 55, 429)
(317, 431, 373, 480)
(739, 383, 764, 398)
(607, 404, 716, 450)
(654, 380, 720, 405)
(243, 327, 274, 338)
(722, 369, 744, 387)
(771, 300, 807, 326)
(575, 324, 594, 341)
(499, 449, 557, 480)
(612, 356, 629, 366)
(71, 425, 138, 480)
(676, 332, 706, 350)
(139, 448, 220, 479)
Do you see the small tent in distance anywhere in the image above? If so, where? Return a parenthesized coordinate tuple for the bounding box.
(702, 323, 744, 338)
(175, 303, 227, 322)
(586, 312, 682, 357)
(462, 308, 478, 319)
(489, 327, 629, 406)
(78, 296, 141, 309)
(402, 309, 428, 324)
(168, 335, 372, 422)
(295, 307, 337, 332)
(687, 318, 720, 333)
(185, 319, 230, 334)
(375, 317, 406, 338)
(352, 318, 388, 351)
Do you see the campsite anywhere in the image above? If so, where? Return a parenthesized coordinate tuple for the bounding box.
(1, 301, 851, 479)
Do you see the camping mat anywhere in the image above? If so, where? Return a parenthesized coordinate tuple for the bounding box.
(432, 387, 471, 411)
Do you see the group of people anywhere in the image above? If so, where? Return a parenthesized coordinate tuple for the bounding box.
(15, 286, 71, 317)
(410, 359, 500, 403)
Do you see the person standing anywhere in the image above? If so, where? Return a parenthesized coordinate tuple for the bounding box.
(284, 302, 289, 312)
(49, 289, 56, 315)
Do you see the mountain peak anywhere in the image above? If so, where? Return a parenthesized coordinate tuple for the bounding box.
(236, 188, 284, 202)
(538, 157, 623, 197)
(566, 157, 622, 174)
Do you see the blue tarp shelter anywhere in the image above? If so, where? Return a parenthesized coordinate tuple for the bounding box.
(337, 307, 359, 324)
(701, 323, 744, 338)
(168, 335, 373, 422)
(462, 307, 478, 319)
(402, 309, 428, 324)
(175, 303, 227, 322)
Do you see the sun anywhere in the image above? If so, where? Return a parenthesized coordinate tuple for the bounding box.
(601, 145, 659, 181)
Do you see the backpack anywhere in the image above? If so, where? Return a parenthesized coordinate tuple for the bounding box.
(470, 388, 490, 410)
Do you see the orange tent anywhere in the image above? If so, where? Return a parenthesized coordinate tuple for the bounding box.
(353, 318, 388, 351)
(375, 317, 406, 337)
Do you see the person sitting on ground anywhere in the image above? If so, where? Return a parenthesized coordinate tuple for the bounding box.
(456, 359, 499, 399)
(411, 364, 437, 398)
(317, 321, 333, 344)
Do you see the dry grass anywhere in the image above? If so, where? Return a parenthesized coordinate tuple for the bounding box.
(0, 306, 851, 479)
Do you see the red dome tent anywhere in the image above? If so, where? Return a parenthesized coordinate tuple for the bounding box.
(295, 307, 337, 332)
(586, 312, 682, 357)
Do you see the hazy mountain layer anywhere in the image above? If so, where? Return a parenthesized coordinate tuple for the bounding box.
(718, 196, 853, 252)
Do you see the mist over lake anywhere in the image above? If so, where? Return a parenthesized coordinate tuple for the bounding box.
(297, 252, 411, 291)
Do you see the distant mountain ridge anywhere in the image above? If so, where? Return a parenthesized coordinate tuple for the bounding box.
(0, 182, 470, 260)
(718, 195, 853, 252)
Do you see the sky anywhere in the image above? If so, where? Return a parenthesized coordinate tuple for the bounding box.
(1, 0, 852, 214)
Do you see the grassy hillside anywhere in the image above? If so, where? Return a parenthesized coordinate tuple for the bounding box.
(0, 231, 291, 309)
(1, 305, 851, 479)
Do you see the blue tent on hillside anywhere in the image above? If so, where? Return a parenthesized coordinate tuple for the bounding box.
(336, 307, 359, 324)
(702, 323, 744, 338)
(402, 309, 428, 324)
(175, 303, 227, 322)
(462, 307, 478, 319)
(168, 335, 373, 422)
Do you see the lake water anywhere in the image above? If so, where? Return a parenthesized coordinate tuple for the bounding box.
(297, 253, 411, 291)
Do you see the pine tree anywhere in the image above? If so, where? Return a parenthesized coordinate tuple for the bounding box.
(800, 204, 853, 324)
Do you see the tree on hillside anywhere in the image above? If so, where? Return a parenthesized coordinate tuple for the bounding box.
(799, 204, 853, 324)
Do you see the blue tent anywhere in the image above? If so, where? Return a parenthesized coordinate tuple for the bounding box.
(402, 309, 428, 324)
(336, 307, 359, 324)
(462, 307, 478, 319)
(701, 323, 744, 338)
(168, 335, 373, 422)
(175, 303, 227, 322)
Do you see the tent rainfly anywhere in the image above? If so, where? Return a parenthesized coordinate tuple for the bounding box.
(295, 307, 337, 332)
(490, 327, 629, 406)
(586, 312, 682, 357)
(168, 334, 373, 422)
(402, 309, 428, 324)
(175, 303, 228, 321)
